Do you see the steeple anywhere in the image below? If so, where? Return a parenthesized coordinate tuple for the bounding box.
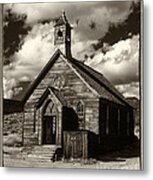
(54, 11, 72, 57)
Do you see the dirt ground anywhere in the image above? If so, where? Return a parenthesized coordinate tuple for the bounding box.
(3, 142, 141, 170)
(3, 156, 140, 170)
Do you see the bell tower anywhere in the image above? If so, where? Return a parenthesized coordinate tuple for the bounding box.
(54, 11, 72, 57)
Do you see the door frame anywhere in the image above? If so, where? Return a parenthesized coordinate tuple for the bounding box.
(42, 115, 57, 145)
(38, 94, 63, 146)
(41, 99, 59, 145)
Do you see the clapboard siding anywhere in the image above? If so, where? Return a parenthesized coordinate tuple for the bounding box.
(26, 57, 97, 104)
(24, 56, 99, 142)
(23, 53, 134, 148)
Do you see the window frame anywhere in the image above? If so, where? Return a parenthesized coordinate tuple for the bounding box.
(76, 100, 85, 129)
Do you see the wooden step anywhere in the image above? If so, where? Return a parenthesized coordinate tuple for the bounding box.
(4, 145, 62, 163)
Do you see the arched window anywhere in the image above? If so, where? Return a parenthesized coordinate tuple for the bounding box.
(76, 100, 85, 129)
(55, 28, 64, 43)
(57, 29, 63, 39)
(53, 75, 65, 90)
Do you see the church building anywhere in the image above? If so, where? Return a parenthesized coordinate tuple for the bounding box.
(21, 12, 135, 159)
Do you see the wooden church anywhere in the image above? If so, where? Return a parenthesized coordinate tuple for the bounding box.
(21, 12, 135, 159)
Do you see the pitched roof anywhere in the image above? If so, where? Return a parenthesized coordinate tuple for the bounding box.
(54, 12, 69, 27)
(23, 49, 60, 103)
(49, 87, 67, 106)
(36, 86, 67, 109)
(23, 49, 131, 107)
(69, 57, 130, 106)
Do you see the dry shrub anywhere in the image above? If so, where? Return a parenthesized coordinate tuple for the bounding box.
(3, 133, 22, 147)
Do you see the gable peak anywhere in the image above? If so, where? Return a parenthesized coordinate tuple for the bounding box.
(54, 11, 69, 27)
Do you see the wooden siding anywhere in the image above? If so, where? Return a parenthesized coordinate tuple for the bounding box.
(99, 98, 134, 141)
(63, 131, 88, 159)
(63, 131, 98, 159)
(24, 56, 100, 145)
(71, 63, 125, 105)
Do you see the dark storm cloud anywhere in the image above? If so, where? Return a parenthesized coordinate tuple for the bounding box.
(93, 0, 141, 50)
(3, 1, 140, 99)
(5, 1, 133, 41)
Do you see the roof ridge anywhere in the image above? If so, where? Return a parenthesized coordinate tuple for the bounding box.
(69, 57, 131, 107)
(22, 49, 131, 107)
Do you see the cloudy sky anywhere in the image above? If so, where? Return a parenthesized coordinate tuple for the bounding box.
(3, 1, 141, 100)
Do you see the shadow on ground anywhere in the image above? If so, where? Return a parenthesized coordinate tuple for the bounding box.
(97, 140, 140, 162)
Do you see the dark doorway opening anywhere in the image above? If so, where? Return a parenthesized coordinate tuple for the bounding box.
(43, 115, 56, 144)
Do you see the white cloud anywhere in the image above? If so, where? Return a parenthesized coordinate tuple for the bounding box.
(85, 35, 139, 85)
(3, 25, 140, 99)
(3, 21, 95, 98)
(3, 2, 140, 99)
(4, 22, 55, 81)
(3, 22, 53, 98)
(115, 82, 139, 99)
(3, 77, 17, 99)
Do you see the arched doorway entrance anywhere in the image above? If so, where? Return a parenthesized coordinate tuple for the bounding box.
(42, 100, 57, 144)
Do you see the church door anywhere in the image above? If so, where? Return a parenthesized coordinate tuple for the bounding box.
(43, 115, 56, 144)
(42, 100, 57, 145)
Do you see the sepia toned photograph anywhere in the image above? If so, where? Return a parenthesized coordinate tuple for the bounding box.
(1, 0, 143, 170)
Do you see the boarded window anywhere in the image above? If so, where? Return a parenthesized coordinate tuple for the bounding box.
(120, 108, 127, 136)
(99, 102, 107, 136)
(127, 112, 130, 136)
(129, 110, 134, 136)
(77, 101, 85, 129)
(53, 75, 65, 89)
(108, 105, 118, 136)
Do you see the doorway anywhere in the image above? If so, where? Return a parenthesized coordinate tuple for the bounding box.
(43, 115, 56, 144)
